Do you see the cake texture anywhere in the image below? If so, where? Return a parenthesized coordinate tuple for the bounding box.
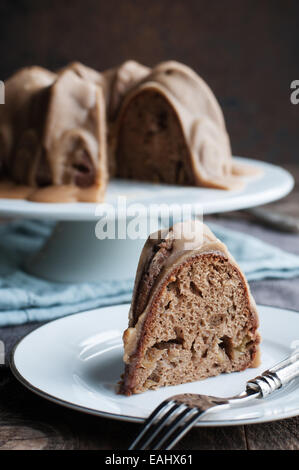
(120, 220, 260, 395)
(0, 61, 259, 202)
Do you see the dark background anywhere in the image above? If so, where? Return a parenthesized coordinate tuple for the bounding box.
(0, 0, 298, 164)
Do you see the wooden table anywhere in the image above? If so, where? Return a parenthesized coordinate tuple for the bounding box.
(0, 165, 298, 450)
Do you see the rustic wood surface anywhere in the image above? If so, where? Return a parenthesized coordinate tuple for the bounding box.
(0, 165, 298, 450)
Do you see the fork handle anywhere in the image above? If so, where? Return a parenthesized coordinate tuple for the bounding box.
(246, 351, 299, 397)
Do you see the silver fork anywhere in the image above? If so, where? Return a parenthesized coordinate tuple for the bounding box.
(129, 351, 299, 450)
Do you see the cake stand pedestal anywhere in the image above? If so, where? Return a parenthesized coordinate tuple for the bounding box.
(24, 220, 148, 282)
(0, 157, 294, 283)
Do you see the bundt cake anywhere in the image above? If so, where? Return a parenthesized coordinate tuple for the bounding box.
(0, 61, 258, 202)
(120, 220, 260, 395)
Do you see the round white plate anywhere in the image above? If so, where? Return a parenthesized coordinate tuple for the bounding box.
(11, 304, 299, 426)
(0, 158, 294, 220)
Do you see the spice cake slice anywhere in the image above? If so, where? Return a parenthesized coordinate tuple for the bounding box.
(120, 220, 260, 395)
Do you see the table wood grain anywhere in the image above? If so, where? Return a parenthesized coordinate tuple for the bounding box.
(0, 165, 298, 450)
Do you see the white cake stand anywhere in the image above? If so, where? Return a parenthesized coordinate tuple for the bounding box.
(0, 157, 294, 283)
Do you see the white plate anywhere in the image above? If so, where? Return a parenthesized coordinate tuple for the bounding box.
(0, 157, 294, 220)
(11, 304, 299, 426)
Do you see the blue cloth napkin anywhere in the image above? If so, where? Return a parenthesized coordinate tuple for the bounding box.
(0, 219, 299, 327)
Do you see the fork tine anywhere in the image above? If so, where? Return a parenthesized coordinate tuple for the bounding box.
(129, 400, 174, 450)
(152, 406, 197, 450)
(137, 403, 185, 450)
(162, 409, 205, 450)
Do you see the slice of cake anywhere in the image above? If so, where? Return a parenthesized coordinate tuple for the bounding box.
(120, 220, 260, 395)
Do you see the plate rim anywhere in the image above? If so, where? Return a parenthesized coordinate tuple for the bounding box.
(10, 303, 299, 427)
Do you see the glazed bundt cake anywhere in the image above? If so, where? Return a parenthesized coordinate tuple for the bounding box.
(0, 61, 258, 202)
(120, 220, 260, 395)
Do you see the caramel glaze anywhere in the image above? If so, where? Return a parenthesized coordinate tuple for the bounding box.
(0, 181, 104, 203)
